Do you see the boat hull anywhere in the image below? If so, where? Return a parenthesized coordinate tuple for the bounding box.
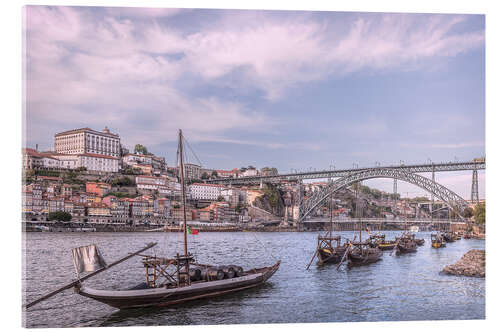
(348, 248, 382, 266)
(317, 247, 346, 265)
(396, 242, 417, 254)
(77, 261, 280, 310)
(378, 242, 396, 251)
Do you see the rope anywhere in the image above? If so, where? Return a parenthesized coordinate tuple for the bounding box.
(251, 232, 278, 262)
(181, 134, 203, 167)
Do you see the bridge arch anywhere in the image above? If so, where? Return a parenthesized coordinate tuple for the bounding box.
(299, 168, 469, 222)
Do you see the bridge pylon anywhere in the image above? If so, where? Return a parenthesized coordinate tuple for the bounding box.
(471, 168, 479, 204)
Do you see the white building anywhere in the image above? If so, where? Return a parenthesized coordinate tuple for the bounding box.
(123, 154, 153, 166)
(184, 163, 201, 180)
(221, 188, 241, 208)
(135, 175, 167, 190)
(78, 153, 119, 172)
(240, 167, 258, 177)
(54, 127, 120, 158)
(189, 183, 225, 201)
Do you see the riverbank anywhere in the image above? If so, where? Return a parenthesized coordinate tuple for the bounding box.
(442, 249, 485, 278)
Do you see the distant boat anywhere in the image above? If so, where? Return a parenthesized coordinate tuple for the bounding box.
(307, 191, 348, 268)
(431, 233, 446, 248)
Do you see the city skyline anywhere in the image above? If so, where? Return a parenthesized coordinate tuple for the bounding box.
(24, 7, 485, 199)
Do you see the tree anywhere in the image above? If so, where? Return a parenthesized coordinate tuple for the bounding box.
(211, 170, 219, 178)
(474, 202, 485, 225)
(111, 177, 134, 186)
(201, 172, 209, 180)
(134, 144, 149, 155)
(261, 167, 278, 176)
(47, 211, 72, 222)
(463, 207, 474, 218)
(217, 195, 225, 202)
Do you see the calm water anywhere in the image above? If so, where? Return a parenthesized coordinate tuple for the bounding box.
(23, 231, 485, 328)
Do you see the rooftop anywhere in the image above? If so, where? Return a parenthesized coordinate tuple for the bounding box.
(55, 127, 119, 138)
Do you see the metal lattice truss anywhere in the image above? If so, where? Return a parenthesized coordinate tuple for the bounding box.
(206, 161, 485, 185)
(299, 168, 470, 222)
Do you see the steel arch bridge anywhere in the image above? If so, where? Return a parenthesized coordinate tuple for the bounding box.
(299, 168, 470, 222)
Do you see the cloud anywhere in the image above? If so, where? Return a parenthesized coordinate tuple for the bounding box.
(24, 7, 484, 151)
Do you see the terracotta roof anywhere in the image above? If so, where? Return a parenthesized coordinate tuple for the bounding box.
(23, 148, 44, 158)
(55, 127, 118, 137)
(38, 176, 61, 181)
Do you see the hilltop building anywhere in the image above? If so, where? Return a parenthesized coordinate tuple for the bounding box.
(54, 126, 121, 158)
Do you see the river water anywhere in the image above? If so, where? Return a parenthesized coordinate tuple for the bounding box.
(22, 231, 485, 328)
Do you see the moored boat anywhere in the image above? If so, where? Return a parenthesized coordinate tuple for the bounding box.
(343, 180, 382, 267)
(348, 241, 383, 265)
(395, 238, 417, 254)
(431, 233, 446, 248)
(307, 190, 348, 268)
(76, 261, 280, 309)
(442, 232, 455, 242)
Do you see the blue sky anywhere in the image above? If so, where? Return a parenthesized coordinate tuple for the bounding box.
(24, 7, 485, 198)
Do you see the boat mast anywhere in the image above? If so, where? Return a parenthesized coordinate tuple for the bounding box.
(357, 181, 362, 242)
(329, 186, 333, 236)
(178, 129, 188, 257)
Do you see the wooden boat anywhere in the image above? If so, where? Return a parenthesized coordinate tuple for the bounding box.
(392, 232, 418, 255)
(442, 232, 455, 242)
(368, 234, 385, 248)
(25, 130, 280, 311)
(315, 235, 348, 266)
(348, 241, 383, 265)
(395, 238, 417, 254)
(77, 261, 280, 309)
(307, 191, 348, 268)
(431, 233, 446, 248)
(344, 181, 382, 266)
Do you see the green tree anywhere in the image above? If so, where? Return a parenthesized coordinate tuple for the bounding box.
(261, 167, 278, 176)
(211, 170, 218, 178)
(134, 144, 149, 155)
(111, 177, 134, 186)
(463, 207, 474, 218)
(201, 172, 209, 180)
(473, 202, 485, 224)
(217, 195, 225, 202)
(47, 211, 72, 222)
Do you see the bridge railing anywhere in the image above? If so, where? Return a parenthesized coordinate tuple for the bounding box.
(206, 161, 485, 184)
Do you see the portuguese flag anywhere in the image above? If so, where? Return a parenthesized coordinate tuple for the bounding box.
(187, 226, 199, 235)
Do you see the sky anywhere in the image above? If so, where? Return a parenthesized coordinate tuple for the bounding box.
(23, 6, 485, 199)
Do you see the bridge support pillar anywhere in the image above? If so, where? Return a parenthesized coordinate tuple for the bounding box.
(471, 169, 479, 204)
(393, 178, 397, 215)
(431, 166, 435, 221)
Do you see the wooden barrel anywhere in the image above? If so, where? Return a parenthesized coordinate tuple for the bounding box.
(200, 267, 224, 281)
(218, 266, 235, 279)
(228, 265, 244, 277)
(189, 268, 202, 281)
(179, 268, 202, 282)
